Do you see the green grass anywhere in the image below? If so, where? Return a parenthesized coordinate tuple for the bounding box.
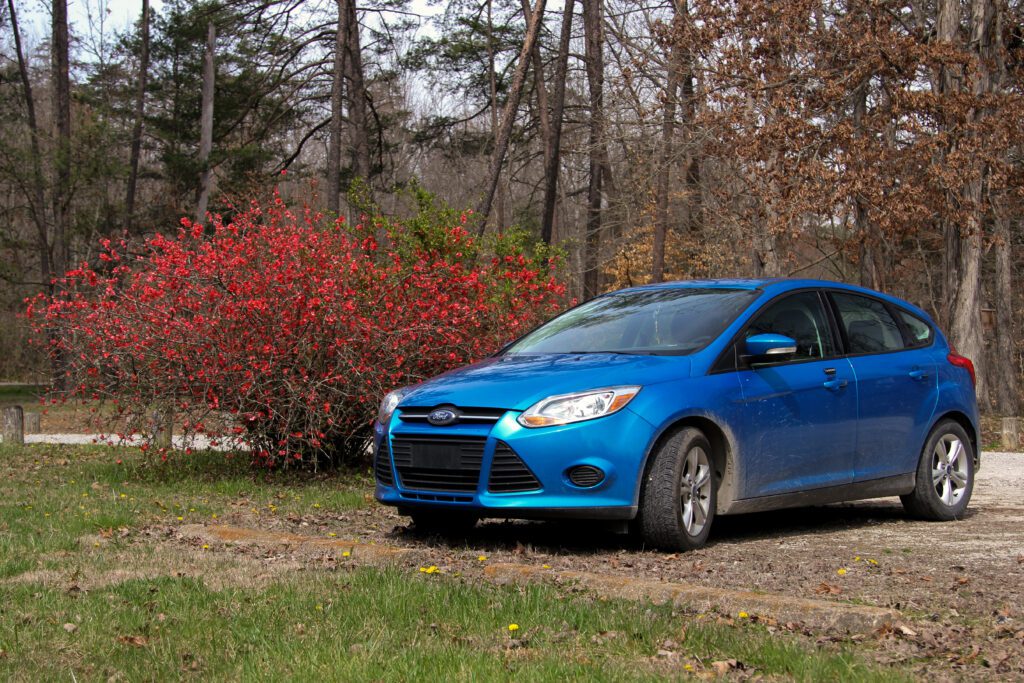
(0, 383, 46, 409)
(0, 568, 899, 682)
(0, 444, 906, 681)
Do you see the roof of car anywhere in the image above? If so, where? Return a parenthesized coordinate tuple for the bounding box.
(612, 278, 932, 320)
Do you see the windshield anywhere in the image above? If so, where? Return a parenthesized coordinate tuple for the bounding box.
(505, 288, 758, 356)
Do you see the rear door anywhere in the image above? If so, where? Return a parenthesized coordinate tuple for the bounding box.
(732, 290, 858, 497)
(827, 291, 939, 482)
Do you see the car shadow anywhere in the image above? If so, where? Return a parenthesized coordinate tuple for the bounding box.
(390, 499, 976, 555)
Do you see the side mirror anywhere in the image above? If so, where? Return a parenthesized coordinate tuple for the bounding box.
(744, 333, 797, 362)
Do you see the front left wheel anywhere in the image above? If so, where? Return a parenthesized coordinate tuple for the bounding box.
(638, 427, 716, 551)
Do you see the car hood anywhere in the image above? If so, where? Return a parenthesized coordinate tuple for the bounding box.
(401, 353, 692, 411)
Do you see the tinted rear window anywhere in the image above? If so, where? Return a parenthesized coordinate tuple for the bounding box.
(505, 288, 758, 355)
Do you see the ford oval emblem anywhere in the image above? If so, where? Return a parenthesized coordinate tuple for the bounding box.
(427, 407, 459, 426)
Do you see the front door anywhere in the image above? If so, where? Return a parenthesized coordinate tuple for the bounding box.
(733, 291, 858, 498)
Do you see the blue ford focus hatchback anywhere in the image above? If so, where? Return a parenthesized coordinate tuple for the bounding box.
(374, 279, 979, 550)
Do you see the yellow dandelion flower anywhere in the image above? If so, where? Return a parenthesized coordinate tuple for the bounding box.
(315, 604, 323, 611)
(508, 624, 520, 632)
(328, 533, 337, 538)
(478, 555, 487, 562)
(342, 551, 351, 557)
(211, 513, 218, 519)
(854, 556, 861, 562)
(313, 503, 321, 509)
(542, 564, 551, 569)
(119, 493, 127, 499)
(177, 516, 184, 521)
(419, 565, 439, 574)
(837, 568, 847, 576)
(684, 664, 694, 671)
(202, 544, 210, 550)
(738, 611, 750, 619)
(868, 559, 878, 566)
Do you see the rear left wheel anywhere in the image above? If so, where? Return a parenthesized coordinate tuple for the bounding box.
(639, 427, 716, 551)
(900, 420, 974, 521)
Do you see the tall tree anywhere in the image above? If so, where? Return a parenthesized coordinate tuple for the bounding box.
(345, 0, 371, 182)
(537, 0, 573, 245)
(195, 21, 216, 223)
(475, 0, 547, 230)
(125, 0, 151, 230)
(327, 0, 351, 214)
(581, 0, 604, 296)
(7, 0, 50, 286)
(51, 0, 71, 282)
(651, 1, 685, 283)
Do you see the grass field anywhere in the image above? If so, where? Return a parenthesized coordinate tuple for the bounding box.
(0, 444, 905, 681)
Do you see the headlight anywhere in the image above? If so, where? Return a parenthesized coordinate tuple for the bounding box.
(517, 386, 641, 428)
(377, 388, 409, 425)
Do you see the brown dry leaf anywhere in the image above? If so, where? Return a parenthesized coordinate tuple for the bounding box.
(711, 659, 738, 675)
(63, 623, 78, 633)
(117, 635, 149, 647)
(896, 623, 918, 637)
(815, 582, 843, 595)
(920, 575, 933, 582)
(0, 649, 7, 659)
(98, 528, 114, 539)
(956, 577, 971, 586)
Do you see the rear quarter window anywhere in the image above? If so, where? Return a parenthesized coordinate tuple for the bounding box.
(894, 308, 934, 347)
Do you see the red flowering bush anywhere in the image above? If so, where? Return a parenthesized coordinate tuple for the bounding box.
(26, 193, 568, 467)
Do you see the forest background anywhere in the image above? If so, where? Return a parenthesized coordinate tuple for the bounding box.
(2, 0, 1022, 416)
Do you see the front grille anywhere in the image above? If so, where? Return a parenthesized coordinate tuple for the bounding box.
(392, 436, 486, 492)
(487, 441, 541, 493)
(374, 437, 394, 486)
(399, 406, 507, 424)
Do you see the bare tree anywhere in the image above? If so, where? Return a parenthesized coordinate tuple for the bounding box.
(125, 0, 151, 230)
(51, 0, 71, 281)
(536, 0, 574, 245)
(327, 0, 351, 214)
(195, 22, 216, 224)
(652, 1, 685, 283)
(581, 0, 604, 296)
(7, 0, 50, 286)
(475, 0, 548, 230)
(345, 0, 370, 182)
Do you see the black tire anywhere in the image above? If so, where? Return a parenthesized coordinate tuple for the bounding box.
(639, 427, 717, 551)
(901, 420, 975, 521)
(409, 510, 479, 535)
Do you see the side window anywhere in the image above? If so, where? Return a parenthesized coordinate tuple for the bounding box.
(745, 291, 835, 360)
(831, 292, 905, 354)
(894, 308, 933, 347)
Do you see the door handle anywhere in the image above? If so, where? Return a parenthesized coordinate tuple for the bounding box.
(908, 368, 929, 381)
(823, 379, 849, 391)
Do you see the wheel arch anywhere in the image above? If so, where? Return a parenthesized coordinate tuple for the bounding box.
(635, 413, 741, 514)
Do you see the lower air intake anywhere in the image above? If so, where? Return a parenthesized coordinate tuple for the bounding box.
(487, 441, 541, 493)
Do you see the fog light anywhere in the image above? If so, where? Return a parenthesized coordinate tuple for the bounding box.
(567, 465, 605, 488)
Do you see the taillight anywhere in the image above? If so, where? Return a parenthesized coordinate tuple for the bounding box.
(947, 349, 976, 387)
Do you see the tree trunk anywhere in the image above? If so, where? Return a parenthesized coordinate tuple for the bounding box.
(475, 0, 548, 230)
(125, 0, 151, 231)
(529, 0, 573, 244)
(936, 0, 962, 327)
(992, 214, 1019, 415)
(51, 0, 71, 282)
(582, 0, 604, 297)
(8, 0, 50, 286)
(326, 0, 351, 214)
(652, 1, 685, 283)
(345, 0, 370, 182)
(949, 0, 997, 405)
(485, 0, 505, 232)
(195, 22, 216, 224)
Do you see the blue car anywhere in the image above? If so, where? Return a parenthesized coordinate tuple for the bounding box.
(373, 279, 979, 551)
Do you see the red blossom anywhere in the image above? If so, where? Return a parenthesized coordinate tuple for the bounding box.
(27, 195, 569, 468)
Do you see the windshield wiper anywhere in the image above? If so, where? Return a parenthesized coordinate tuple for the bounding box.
(567, 350, 650, 355)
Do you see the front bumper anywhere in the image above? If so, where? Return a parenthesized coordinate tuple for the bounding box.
(373, 408, 653, 520)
